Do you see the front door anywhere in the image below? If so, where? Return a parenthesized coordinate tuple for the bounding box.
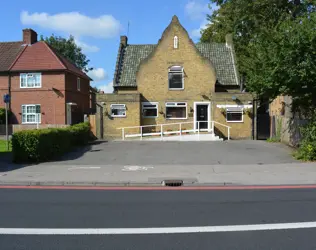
(66, 104, 72, 125)
(196, 104, 208, 130)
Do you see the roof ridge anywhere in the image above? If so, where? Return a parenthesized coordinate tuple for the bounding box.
(42, 41, 67, 69)
(0, 41, 23, 44)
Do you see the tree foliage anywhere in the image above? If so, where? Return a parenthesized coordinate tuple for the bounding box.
(200, 0, 316, 113)
(40, 35, 92, 72)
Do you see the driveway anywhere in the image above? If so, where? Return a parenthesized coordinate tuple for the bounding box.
(41, 140, 297, 166)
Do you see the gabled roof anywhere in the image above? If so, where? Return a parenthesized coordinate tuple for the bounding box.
(9, 41, 91, 80)
(113, 42, 239, 87)
(0, 41, 24, 71)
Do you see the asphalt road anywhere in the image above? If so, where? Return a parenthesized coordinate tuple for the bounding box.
(41, 140, 296, 166)
(1, 187, 316, 249)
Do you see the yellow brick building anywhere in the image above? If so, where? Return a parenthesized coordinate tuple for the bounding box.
(97, 16, 254, 140)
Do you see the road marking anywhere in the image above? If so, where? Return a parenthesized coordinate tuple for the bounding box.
(1, 221, 316, 235)
(68, 167, 101, 170)
(122, 166, 154, 171)
(1, 185, 316, 191)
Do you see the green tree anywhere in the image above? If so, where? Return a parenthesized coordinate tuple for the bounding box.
(40, 35, 92, 72)
(200, 0, 315, 112)
(243, 12, 316, 114)
(201, 0, 313, 74)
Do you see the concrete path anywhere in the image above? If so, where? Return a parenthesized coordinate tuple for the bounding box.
(0, 162, 316, 186)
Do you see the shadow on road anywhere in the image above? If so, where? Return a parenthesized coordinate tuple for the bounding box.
(0, 140, 108, 172)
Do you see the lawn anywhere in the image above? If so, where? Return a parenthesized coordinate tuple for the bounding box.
(0, 139, 11, 152)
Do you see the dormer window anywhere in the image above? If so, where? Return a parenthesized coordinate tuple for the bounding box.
(168, 66, 184, 90)
(173, 36, 178, 49)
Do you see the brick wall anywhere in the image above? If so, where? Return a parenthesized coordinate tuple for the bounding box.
(101, 18, 253, 140)
(0, 75, 9, 109)
(65, 72, 90, 124)
(97, 93, 141, 139)
(10, 71, 66, 124)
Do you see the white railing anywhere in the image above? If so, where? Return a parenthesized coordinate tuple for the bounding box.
(213, 121, 231, 140)
(117, 121, 231, 141)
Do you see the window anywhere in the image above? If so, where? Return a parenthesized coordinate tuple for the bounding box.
(168, 66, 184, 89)
(226, 107, 243, 122)
(20, 73, 41, 88)
(77, 77, 81, 91)
(22, 104, 41, 124)
(142, 102, 158, 118)
(111, 104, 126, 117)
(166, 102, 187, 119)
(174, 36, 178, 49)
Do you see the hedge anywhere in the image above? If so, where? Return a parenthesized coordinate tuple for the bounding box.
(295, 119, 316, 161)
(12, 122, 91, 163)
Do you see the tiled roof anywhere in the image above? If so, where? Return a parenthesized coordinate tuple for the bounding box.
(11, 42, 65, 71)
(114, 42, 239, 87)
(10, 42, 91, 80)
(0, 42, 24, 72)
(46, 43, 92, 80)
(196, 43, 238, 86)
(1, 41, 91, 80)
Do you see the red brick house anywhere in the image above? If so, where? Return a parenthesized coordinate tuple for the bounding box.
(0, 29, 92, 128)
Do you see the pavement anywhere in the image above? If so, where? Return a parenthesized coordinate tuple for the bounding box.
(2, 188, 316, 249)
(0, 140, 315, 186)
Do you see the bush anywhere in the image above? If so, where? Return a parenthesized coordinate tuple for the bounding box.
(12, 122, 91, 163)
(295, 120, 316, 161)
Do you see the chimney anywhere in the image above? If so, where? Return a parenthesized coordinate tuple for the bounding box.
(23, 29, 38, 45)
(120, 36, 128, 46)
(225, 34, 233, 48)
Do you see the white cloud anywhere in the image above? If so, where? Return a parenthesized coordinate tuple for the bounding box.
(21, 11, 121, 38)
(98, 81, 113, 93)
(191, 20, 208, 38)
(74, 39, 100, 53)
(88, 68, 107, 82)
(185, 1, 208, 20)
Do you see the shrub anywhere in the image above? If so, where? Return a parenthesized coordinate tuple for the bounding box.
(12, 122, 91, 163)
(295, 120, 316, 161)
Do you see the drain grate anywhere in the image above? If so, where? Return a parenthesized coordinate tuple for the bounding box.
(162, 180, 184, 187)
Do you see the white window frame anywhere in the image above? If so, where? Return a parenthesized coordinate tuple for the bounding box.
(21, 104, 41, 124)
(168, 66, 184, 90)
(174, 36, 178, 49)
(226, 108, 244, 123)
(110, 104, 126, 118)
(20, 73, 42, 88)
(77, 77, 81, 91)
(142, 102, 158, 118)
(165, 102, 187, 120)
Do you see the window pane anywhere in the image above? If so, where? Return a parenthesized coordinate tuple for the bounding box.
(22, 114, 26, 123)
(35, 74, 41, 86)
(27, 75, 36, 87)
(169, 73, 183, 89)
(21, 74, 27, 87)
(27, 106, 35, 113)
(112, 107, 126, 116)
(22, 106, 26, 114)
(27, 114, 36, 123)
(166, 107, 186, 118)
(143, 108, 157, 117)
(227, 112, 242, 121)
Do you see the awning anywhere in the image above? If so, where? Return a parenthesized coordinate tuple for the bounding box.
(226, 107, 243, 112)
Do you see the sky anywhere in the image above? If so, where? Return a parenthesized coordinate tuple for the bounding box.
(2, 0, 217, 92)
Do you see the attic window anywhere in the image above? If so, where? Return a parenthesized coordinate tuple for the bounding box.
(174, 36, 178, 49)
(168, 66, 184, 89)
